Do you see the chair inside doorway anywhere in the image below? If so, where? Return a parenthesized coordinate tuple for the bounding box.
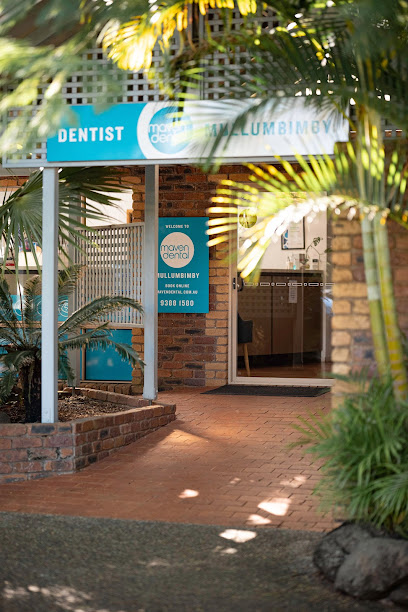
(238, 313, 253, 376)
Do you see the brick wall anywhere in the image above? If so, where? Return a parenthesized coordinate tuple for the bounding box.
(0, 421, 75, 483)
(79, 382, 142, 395)
(74, 390, 176, 471)
(0, 391, 176, 483)
(331, 215, 408, 401)
(127, 165, 247, 391)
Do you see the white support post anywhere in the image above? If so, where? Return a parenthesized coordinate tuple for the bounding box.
(41, 167, 59, 422)
(67, 285, 81, 390)
(67, 206, 80, 390)
(143, 165, 159, 401)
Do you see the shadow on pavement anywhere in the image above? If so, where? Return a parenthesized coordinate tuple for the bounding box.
(0, 512, 388, 611)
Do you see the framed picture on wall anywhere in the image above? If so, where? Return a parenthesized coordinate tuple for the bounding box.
(281, 219, 305, 250)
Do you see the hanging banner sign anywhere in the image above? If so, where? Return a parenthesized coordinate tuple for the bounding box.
(158, 217, 209, 313)
(46, 99, 348, 162)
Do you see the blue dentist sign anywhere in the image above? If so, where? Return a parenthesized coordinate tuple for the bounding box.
(158, 218, 209, 313)
(46, 100, 349, 163)
(47, 103, 193, 162)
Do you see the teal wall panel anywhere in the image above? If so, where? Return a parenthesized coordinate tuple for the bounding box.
(85, 329, 133, 381)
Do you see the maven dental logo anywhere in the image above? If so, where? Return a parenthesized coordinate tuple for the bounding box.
(148, 107, 193, 155)
(160, 232, 194, 269)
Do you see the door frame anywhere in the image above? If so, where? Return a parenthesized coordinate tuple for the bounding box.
(228, 220, 334, 388)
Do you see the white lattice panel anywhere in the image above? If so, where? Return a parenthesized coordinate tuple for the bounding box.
(9, 12, 387, 165)
(4, 13, 284, 165)
(4, 40, 176, 166)
(73, 223, 144, 326)
(202, 9, 279, 100)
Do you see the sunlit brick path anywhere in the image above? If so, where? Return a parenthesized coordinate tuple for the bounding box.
(0, 389, 337, 531)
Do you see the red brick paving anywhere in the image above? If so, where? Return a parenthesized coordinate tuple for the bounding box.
(0, 388, 337, 531)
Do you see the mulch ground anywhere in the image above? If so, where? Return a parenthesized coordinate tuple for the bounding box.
(0, 392, 131, 423)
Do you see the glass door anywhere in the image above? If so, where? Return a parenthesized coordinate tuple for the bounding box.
(232, 211, 332, 383)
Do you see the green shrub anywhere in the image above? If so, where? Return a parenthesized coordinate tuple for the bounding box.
(293, 373, 408, 537)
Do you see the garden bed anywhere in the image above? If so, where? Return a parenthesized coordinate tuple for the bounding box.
(0, 388, 176, 483)
(2, 392, 150, 423)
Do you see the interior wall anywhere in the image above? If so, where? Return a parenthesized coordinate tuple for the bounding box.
(261, 212, 328, 270)
(86, 190, 133, 226)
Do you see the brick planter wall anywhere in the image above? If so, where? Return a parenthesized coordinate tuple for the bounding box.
(78, 383, 142, 395)
(0, 389, 176, 483)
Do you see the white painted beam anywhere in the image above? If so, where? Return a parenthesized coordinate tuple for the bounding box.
(41, 167, 59, 422)
(143, 165, 159, 401)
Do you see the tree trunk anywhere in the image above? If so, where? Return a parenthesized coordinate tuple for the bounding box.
(360, 216, 389, 377)
(356, 106, 407, 401)
(20, 360, 42, 423)
(373, 216, 408, 402)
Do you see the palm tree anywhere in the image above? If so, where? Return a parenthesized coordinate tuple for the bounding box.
(0, 266, 143, 423)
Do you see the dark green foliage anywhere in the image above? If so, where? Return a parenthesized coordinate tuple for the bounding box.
(293, 374, 408, 536)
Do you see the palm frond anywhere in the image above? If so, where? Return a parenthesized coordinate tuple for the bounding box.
(59, 296, 143, 334)
(0, 349, 37, 371)
(207, 138, 408, 277)
(59, 326, 111, 348)
(142, 0, 408, 160)
(0, 166, 133, 274)
(101, 0, 263, 72)
(60, 328, 144, 369)
(57, 265, 84, 297)
(0, 328, 26, 347)
(58, 350, 74, 382)
(99, 339, 144, 370)
(0, 367, 17, 402)
(20, 274, 42, 334)
(0, 278, 21, 337)
(0, 0, 139, 156)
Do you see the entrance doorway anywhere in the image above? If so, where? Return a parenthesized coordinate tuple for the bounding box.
(231, 210, 333, 385)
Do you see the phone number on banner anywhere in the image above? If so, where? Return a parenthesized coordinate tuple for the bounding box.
(160, 299, 195, 307)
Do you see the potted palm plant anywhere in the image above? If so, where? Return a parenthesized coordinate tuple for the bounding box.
(0, 265, 143, 423)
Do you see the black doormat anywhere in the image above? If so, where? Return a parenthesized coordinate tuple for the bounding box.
(202, 385, 331, 397)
